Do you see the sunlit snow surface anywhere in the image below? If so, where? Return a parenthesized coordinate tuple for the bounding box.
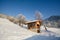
(0, 18, 60, 40)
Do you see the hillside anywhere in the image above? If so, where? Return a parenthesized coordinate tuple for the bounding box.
(43, 16, 60, 28)
(45, 16, 60, 21)
(0, 18, 60, 40)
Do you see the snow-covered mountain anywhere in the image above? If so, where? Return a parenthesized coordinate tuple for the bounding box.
(45, 16, 60, 21)
(0, 18, 60, 40)
(43, 16, 60, 28)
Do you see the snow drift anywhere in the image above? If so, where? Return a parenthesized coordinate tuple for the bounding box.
(0, 18, 60, 40)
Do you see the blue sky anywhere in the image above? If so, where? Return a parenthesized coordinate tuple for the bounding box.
(0, 0, 60, 20)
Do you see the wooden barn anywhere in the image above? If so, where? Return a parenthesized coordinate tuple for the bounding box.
(26, 20, 42, 33)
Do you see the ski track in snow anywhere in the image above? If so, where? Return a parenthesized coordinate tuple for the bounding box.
(0, 18, 60, 40)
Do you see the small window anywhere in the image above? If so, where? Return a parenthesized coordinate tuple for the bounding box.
(37, 30, 40, 33)
(37, 24, 39, 26)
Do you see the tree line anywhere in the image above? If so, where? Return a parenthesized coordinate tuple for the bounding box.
(0, 10, 43, 27)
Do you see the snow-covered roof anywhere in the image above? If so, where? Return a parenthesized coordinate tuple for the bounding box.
(26, 20, 41, 23)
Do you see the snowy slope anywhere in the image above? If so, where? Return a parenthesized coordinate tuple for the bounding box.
(0, 18, 60, 40)
(0, 18, 37, 40)
(24, 26, 60, 40)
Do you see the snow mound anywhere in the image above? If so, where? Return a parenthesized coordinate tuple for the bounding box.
(0, 18, 60, 40)
(0, 18, 36, 40)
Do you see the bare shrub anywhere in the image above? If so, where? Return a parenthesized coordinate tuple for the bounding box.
(35, 10, 43, 20)
(7, 16, 14, 22)
(0, 14, 7, 18)
(16, 14, 26, 26)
